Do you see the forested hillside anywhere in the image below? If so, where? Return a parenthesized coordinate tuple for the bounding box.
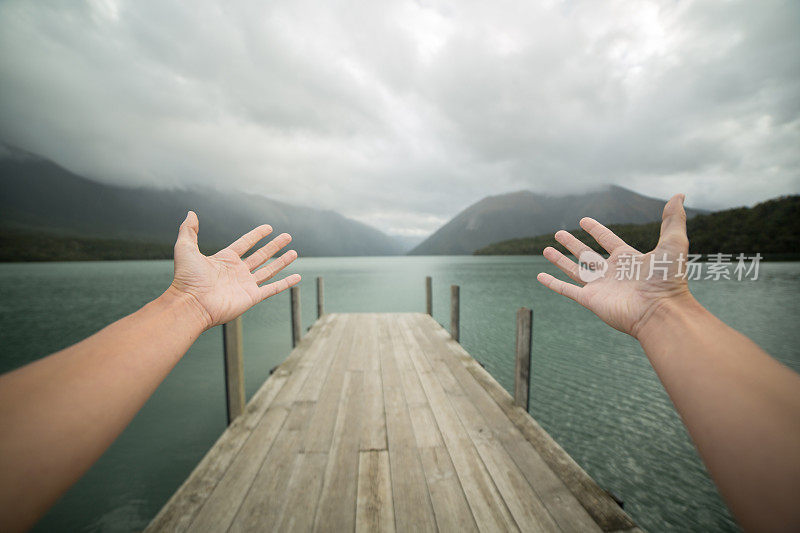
(475, 196, 800, 259)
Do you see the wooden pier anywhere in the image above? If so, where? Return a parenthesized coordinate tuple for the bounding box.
(147, 301, 640, 531)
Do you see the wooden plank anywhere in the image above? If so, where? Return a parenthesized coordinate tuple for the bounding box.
(283, 316, 337, 395)
(406, 400, 479, 532)
(275, 452, 329, 531)
(465, 361, 634, 531)
(186, 406, 290, 531)
(514, 308, 532, 411)
(379, 316, 437, 532)
(435, 369, 560, 533)
(313, 370, 364, 532)
(417, 446, 480, 532)
(415, 314, 602, 531)
(397, 338, 477, 533)
(403, 317, 559, 531)
(144, 373, 289, 532)
(361, 316, 387, 451)
(270, 347, 325, 409)
(227, 402, 316, 532)
(408, 404, 442, 449)
(297, 313, 339, 368)
(281, 313, 333, 369)
(415, 314, 637, 531)
(223, 317, 246, 424)
(400, 369, 427, 408)
(303, 316, 357, 452)
(397, 316, 519, 531)
(295, 314, 348, 402)
(348, 313, 369, 372)
(412, 314, 604, 532)
(356, 450, 395, 533)
(145, 317, 335, 532)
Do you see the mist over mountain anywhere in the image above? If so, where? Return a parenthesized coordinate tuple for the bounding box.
(410, 186, 707, 255)
(0, 150, 402, 257)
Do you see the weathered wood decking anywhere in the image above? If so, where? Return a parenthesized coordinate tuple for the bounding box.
(146, 313, 640, 532)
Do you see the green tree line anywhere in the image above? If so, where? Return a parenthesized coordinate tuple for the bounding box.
(0, 230, 178, 262)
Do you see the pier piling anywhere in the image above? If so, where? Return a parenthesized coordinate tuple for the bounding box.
(316, 277, 324, 318)
(450, 284, 460, 342)
(425, 276, 432, 315)
(290, 286, 301, 347)
(514, 307, 533, 412)
(222, 317, 245, 424)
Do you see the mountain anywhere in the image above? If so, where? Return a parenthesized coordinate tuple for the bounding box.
(474, 195, 800, 258)
(409, 186, 706, 255)
(0, 149, 402, 259)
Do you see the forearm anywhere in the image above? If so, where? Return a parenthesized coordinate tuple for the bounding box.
(637, 296, 800, 531)
(0, 287, 207, 532)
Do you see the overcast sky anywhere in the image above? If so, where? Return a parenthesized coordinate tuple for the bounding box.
(0, 0, 798, 236)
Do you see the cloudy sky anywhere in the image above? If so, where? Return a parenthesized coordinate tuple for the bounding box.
(0, 0, 798, 236)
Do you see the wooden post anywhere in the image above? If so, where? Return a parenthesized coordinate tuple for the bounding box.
(450, 285, 460, 342)
(290, 286, 301, 347)
(316, 276, 324, 318)
(514, 307, 533, 412)
(222, 317, 245, 425)
(425, 276, 432, 315)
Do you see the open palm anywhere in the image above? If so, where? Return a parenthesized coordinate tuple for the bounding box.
(538, 194, 691, 337)
(169, 211, 300, 330)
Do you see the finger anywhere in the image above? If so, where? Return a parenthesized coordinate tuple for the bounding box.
(554, 230, 593, 259)
(245, 233, 292, 271)
(254, 249, 297, 284)
(228, 224, 273, 256)
(176, 211, 199, 248)
(259, 273, 301, 301)
(657, 194, 689, 250)
(537, 272, 582, 303)
(543, 246, 583, 284)
(579, 217, 626, 253)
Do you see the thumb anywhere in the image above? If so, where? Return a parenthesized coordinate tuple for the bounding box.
(177, 211, 200, 248)
(656, 194, 688, 251)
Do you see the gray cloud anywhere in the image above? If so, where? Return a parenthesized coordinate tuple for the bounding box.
(1, 0, 798, 235)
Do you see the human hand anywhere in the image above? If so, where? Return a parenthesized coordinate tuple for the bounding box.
(537, 194, 693, 338)
(168, 211, 300, 330)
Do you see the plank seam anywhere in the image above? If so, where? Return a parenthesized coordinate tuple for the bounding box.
(214, 317, 341, 531)
(148, 316, 335, 530)
(408, 314, 568, 532)
(397, 314, 514, 532)
(419, 314, 638, 532)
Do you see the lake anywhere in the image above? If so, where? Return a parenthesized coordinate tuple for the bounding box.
(1, 256, 798, 532)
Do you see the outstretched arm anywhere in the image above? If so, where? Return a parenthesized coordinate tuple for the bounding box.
(0, 212, 300, 532)
(538, 195, 800, 532)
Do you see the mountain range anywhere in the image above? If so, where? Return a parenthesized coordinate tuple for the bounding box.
(410, 186, 706, 255)
(475, 195, 799, 258)
(0, 149, 402, 257)
(1, 148, 716, 261)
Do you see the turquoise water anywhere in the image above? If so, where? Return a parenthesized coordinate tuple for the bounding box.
(1, 256, 798, 532)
